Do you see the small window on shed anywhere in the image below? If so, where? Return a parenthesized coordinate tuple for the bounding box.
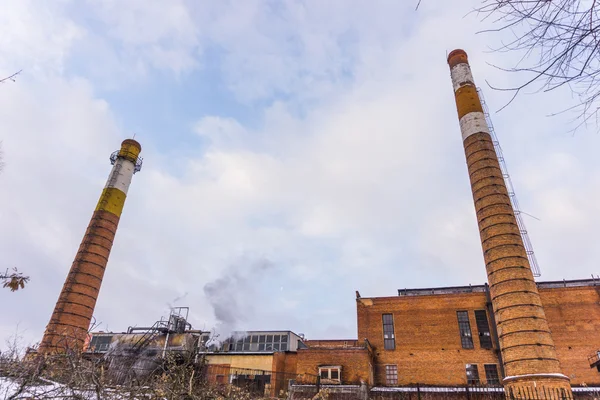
(89, 335, 112, 353)
(318, 366, 341, 384)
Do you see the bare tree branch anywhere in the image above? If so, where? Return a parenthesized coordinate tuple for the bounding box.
(0, 70, 22, 85)
(475, 0, 600, 129)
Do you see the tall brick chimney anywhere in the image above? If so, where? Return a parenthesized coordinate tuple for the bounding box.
(447, 50, 572, 398)
(38, 139, 142, 354)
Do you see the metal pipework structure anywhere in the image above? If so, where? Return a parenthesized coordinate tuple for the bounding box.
(447, 50, 572, 398)
(38, 139, 142, 354)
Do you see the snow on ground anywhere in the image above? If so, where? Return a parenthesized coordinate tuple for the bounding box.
(0, 376, 141, 399)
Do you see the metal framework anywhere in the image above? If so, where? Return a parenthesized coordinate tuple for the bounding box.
(110, 150, 143, 173)
(477, 88, 541, 277)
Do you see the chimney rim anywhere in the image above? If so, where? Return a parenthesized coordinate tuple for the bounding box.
(447, 49, 468, 67)
(121, 139, 142, 152)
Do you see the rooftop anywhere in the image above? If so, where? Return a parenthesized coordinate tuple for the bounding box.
(397, 278, 599, 297)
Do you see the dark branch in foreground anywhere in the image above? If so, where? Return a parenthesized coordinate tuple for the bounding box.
(0, 70, 22, 84)
(475, 0, 600, 130)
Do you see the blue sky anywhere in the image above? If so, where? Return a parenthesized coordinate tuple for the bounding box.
(1, 0, 599, 350)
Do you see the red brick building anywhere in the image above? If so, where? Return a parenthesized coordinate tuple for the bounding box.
(296, 340, 374, 385)
(296, 279, 600, 390)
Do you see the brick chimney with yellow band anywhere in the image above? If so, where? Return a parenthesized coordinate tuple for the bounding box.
(38, 139, 142, 354)
(447, 50, 572, 398)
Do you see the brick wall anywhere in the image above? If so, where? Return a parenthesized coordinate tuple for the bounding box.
(271, 352, 298, 396)
(296, 347, 373, 385)
(355, 284, 600, 387)
(539, 285, 600, 385)
(357, 293, 501, 386)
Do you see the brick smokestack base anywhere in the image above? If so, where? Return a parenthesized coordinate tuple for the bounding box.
(447, 49, 571, 398)
(38, 139, 141, 354)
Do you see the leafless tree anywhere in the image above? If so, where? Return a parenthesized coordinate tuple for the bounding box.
(0, 70, 22, 171)
(0, 331, 266, 400)
(0, 154, 29, 292)
(0, 72, 28, 291)
(0, 71, 21, 85)
(476, 1, 600, 128)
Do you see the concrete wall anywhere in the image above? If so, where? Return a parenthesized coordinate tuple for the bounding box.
(205, 352, 297, 397)
(205, 353, 275, 371)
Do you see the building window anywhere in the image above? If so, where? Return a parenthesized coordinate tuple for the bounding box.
(318, 366, 342, 384)
(385, 365, 398, 386)
(382, 314, 396, 350)
(457, 311, 474, 349)
(331, 369, 339, 380)
(89, 335, 112, 352)
(222, 333, 289, 353)
(484, 364, 500, 385)
(475, 310, 493, 349)
(466, 364, 480, 385)
(232, 374, 271, 394)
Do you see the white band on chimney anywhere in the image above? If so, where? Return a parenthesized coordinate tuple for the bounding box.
(105, 158, 135, 195)
(459, 112, 490, 141)
(451, 63, 474, 92)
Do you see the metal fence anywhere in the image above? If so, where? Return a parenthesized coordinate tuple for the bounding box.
(371, 386, 504, 400)
(291, 384, 600, 400)
(200, 364, 316, 398)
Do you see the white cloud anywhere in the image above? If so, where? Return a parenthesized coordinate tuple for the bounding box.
(194, 116, 248, 148)
(0, 1, 83, 77)
(1, 0, 600, 352)
(84, 0, 201, 75)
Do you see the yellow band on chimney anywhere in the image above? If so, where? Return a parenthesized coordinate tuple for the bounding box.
(455, 85, 484, 119)
(95, 187, 127, 217)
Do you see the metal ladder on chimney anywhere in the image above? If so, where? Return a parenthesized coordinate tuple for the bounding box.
(477, 88, 542, 277)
